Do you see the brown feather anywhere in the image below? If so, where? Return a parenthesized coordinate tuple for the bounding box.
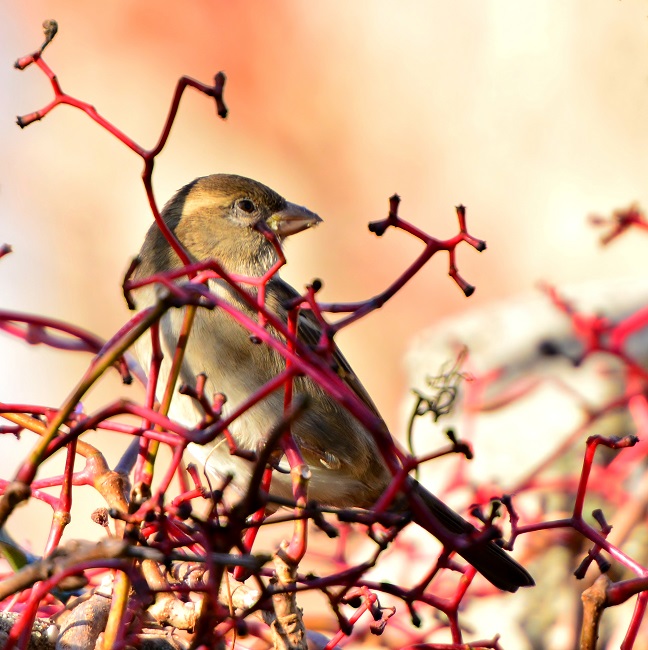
(131, 173, 534, 592)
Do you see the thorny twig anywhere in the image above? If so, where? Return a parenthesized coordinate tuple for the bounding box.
(4, 18, 648, 650)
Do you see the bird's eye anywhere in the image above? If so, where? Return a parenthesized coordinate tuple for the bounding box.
(237, 199, 256, 213)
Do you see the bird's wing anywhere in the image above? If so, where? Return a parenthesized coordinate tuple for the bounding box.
(267, 277, 384, 421)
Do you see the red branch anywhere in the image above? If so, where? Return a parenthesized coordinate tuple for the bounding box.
(5, 18, 648, 650)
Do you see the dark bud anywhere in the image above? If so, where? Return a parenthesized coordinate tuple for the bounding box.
(91, 508, 110, 527)
(311, 506, 339, 538)
(108, 508, 125, 521)
(370, 619, 388, 635)
(16, 113, 42, 128)
(41, 20, 58, 52)
(592, 508, 612, 534)
(470, 505, 486, 523)
(457, 442, 473, 460)
(574, 555, 593, 580)
(489, 500, 502, 519)
(408, 604, 421, 628)
(14, 57, 32, 71)
(176, 502, 193, 520)
(538, 339, 561, 356)
(214, 71, 228, 119)
(341, 587, 363, 603)
(343, 595, 362, 608)
(368, 220, 389, 237)
(339, 617, 353, 637)
(594, 553, 611, 574)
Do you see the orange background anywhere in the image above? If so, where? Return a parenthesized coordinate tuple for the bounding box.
(1, 1, 648, 548)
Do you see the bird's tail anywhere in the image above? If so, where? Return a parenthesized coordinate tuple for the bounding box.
(408, 479, 534, 592)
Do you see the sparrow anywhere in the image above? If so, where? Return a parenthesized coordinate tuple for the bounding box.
(131, 174, 534, 592)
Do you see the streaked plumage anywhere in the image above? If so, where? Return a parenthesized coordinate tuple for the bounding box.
(132, 174, 534, 592)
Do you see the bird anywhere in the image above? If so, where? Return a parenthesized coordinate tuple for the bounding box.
(131, 173, 534, 592)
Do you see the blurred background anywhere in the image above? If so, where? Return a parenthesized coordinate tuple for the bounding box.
(1, 2, 648, 644)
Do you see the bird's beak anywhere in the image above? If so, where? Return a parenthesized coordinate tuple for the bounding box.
(266, 202, 322, 238)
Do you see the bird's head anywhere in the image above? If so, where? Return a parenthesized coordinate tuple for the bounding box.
(138, 174, 321, 276)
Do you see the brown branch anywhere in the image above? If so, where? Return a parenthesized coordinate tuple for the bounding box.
(266, 542, 307, 650)
(57, 593, 111, 650)
(580, 574, 611, 650)
(0, 538, 129, 601)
